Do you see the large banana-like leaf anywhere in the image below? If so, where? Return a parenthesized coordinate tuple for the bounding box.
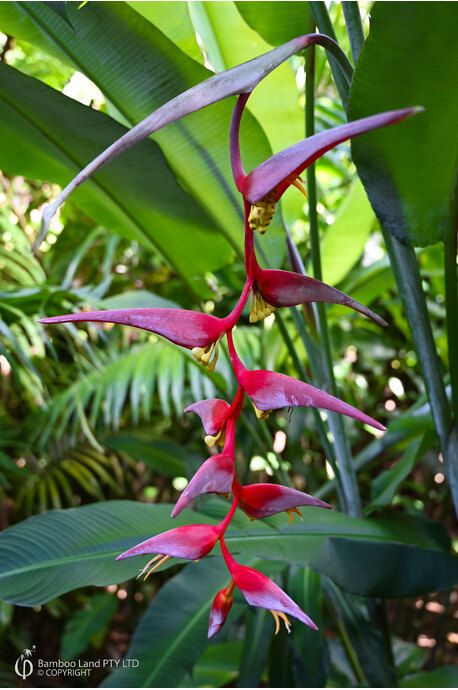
(0, 500, 456, 606)
(0, 1, 288, 266)
(0, 62, 229, 296)
(101, 560, 230, 688)
(348, 2, 458, 247)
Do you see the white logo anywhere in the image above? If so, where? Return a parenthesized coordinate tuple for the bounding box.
(14, 645, 36, 679)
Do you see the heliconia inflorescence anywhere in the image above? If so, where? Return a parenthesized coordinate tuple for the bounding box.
(39, 35, 421, 637)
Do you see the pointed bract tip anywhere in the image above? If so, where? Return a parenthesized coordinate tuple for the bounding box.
(207, 624, 222, 639)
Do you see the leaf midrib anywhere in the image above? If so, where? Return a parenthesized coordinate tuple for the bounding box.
(0, 528, 435, 581)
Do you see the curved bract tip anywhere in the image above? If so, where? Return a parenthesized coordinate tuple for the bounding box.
(241, 107, 423, 203)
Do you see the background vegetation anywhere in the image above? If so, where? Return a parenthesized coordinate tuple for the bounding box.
(0, 2, 456, 687)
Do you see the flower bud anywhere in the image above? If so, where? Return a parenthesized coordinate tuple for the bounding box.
(208, 581, 235, 638)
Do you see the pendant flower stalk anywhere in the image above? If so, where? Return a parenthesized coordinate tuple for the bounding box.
(39, 34, 422, 639)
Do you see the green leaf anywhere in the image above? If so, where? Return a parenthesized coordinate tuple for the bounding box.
(348, 3, 458, 246)
(0, 1, 284, 267)
(61, 593, 118, 660)
(0, 501, 217, 606)
(42, 1, 74, 31)
(235, 1, 311, 47)
(320, 179, 375, 286)
(0, 501, 456, 607)
(0, 62, 228, 297)
(367, 433, 433, 511)
(400, 666, 458, 688)
(102, 560, 230, 688)
(103, 434, 187, 477)
(179, 641, 243, 688)
(128, 1, 203, 64)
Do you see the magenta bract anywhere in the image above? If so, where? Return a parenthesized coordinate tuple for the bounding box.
(116, 523, 222, 562)
(220, 537, 317, 630)
(184, 399, 231, 436)
(227, 332, 386, 431)
(255, 268, 387, 327)
(233, 482, 331, 520)
(171, 453, 234, 518)
(39, 308, 225, 350)
(239, 107, 422, 203)
(208, 583, 235, 639)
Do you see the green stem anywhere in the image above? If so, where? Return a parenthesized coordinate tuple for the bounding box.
(305, 41, 361, 517)
(382, 229, 458, 517)
(444, 172, 458, 425)
(309, 1, 352, 107)
(342, 2, 365, 64)
(325, 595, 368, 686)
(275, 311, 344, 504)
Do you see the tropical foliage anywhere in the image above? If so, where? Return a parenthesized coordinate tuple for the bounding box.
(0, 2, 457, 688)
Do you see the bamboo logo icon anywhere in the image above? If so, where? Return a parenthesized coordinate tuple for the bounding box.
(14, 646, 35, 680)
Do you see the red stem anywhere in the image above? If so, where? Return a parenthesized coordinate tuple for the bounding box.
(222, 416, 236, 456)
(221, 275, 253, 332)
(230, 93, 250, 191)
(226, 329, 246, 382)
(219, 533, 237, 572)
(218, 496, 239, 533)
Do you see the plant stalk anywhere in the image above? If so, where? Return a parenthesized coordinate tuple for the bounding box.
(342, 2, 365, 64)
(309, 1, 351, 108)
(382, 229, 458, 518)
(305, 40, 361, 516)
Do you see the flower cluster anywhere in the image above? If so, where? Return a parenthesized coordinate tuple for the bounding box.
(39, 43, 418, 637)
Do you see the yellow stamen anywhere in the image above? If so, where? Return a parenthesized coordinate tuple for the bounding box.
(291, 177, 308, 199)
(248, 191, 277, 234)
(192, 339, 220, 371)
(249, 288, 276, 324)
(137, 553, 162, 579)
(278, 611, 292, 633)
(253, 402, 272, 421)
(269, 609, 292, 634)
(285, 507, 303, 525)
(143, 554, 172, 580)
(270, 609, 281, 635)
(204, 426, 225, 449)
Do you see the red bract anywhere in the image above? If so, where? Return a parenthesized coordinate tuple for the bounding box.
(171, 453, 234, 518)
(172, 416, 239, 517)
(39, 308, 227, 348)
(232, 478, 331, 522)
(117, 499, 238, 580)
(231, 94, 422, 204)
(185, 386, 245, 447)
(208, 580, 235, 639)
(244, 229, 387, 326)
(184, 399, 231, 437)
(253, 267, 387, 327)
(39, 280, 253, 372)
(227, 331, 386, 431)
(220, 536, 316, 633)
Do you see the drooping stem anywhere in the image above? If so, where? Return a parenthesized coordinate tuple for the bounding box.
(230, 94, 250, 190)
(342, 2, 365, 64)
(308, 1, 352, 107)
(219, 496, 239, 533)
(382, 229, 458, 517)
(223, 274, 254, 329)
(305, 37, 361, 516)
